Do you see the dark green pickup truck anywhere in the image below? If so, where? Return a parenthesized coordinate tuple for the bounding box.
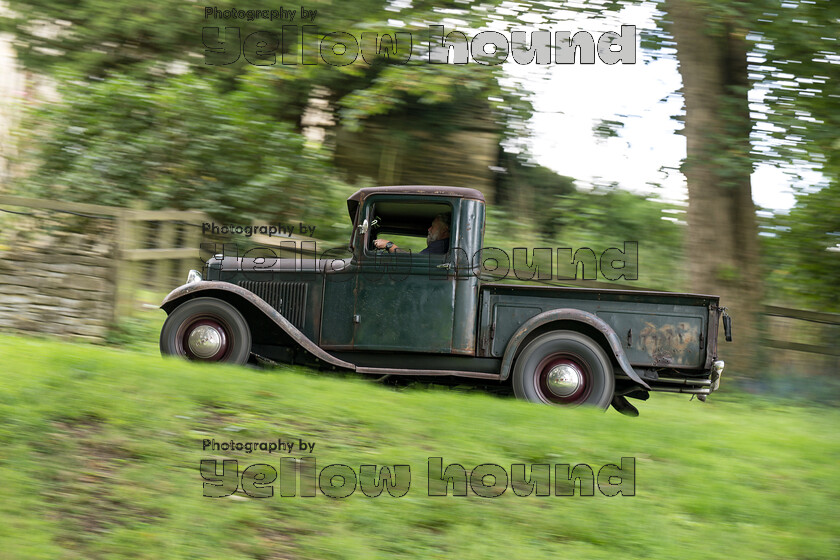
(160, 186, 729, 415)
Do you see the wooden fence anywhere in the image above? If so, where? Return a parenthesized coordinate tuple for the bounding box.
(115, 207, 207, 319)
(761, 305, 840, 357)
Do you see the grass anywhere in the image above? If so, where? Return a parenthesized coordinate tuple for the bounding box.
(0, 332, 838, 559)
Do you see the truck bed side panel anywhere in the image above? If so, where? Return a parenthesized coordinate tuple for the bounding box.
(480, 284, 718, 369)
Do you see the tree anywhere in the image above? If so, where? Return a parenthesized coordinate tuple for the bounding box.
(663, 0, 761, 375)
(660, 0, 840, 374)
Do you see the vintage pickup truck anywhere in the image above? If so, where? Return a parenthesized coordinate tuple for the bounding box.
(160, 186, 730, 415)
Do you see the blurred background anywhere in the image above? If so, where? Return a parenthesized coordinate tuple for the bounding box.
(0, 1, 838, 558)
(1, 0, 837, 395)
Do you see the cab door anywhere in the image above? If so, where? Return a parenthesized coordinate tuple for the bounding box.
(352, 250, 456, 353)
(352, 200, 457, 353)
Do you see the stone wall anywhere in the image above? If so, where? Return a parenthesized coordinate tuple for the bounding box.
(0, 213, 117, 342)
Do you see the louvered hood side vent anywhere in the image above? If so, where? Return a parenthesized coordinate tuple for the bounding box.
(238, 281, 308, 329)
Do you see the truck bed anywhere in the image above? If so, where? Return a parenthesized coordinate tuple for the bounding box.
(478, 283, 720, 371)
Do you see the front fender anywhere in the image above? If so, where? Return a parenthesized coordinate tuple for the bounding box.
(498, 308, 651, 390)
(161, 281, 356, 371)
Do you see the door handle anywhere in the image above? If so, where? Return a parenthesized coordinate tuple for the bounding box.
(436, 263, 452, 269)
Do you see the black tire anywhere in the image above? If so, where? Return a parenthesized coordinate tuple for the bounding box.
(160, 297, 252, 365)
(512, 330, 614, 409)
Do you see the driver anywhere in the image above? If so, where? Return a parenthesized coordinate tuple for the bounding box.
(374, 213, 451, 255)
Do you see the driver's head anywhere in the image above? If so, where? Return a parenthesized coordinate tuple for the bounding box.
(428, 213, 451, 243)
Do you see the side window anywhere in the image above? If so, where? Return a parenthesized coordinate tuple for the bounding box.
(364, 200, 453, 257)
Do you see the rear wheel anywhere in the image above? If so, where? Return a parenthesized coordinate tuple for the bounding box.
(512, 331, 614, 409)
(160, 297, 252, 365)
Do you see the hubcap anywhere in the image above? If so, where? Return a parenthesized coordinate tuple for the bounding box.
(546, 363, 583, 397)
(535, 354, 590, 405)
(188, 324, 223, 358)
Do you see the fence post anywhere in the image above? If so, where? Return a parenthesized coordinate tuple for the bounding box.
(179, 216, 205, 284)
(114, 209, 142, 323)
(157, 219, 178, 291)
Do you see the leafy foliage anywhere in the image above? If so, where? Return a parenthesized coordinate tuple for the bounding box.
(745, 0, 840, 172)
(14, 71, 355, 236)
(745, 0, 840, 312)
(0, 0, 536, 137)
(763, 182, 840, 312)
(484, 182, 686, 290)
(551, 187, 686, 289)
(2, 0, 541, 229)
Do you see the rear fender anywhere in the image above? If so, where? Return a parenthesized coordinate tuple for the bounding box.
(498, 308, 650, 390)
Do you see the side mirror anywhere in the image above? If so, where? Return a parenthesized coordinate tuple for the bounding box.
(357, 218, 369, 236)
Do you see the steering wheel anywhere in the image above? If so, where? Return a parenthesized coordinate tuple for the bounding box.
(370, 216, 388, 254)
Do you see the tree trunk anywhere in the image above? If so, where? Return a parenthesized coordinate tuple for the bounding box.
(665, 0, 761, 377)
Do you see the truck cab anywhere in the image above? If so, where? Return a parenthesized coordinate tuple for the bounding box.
(323, 186, 485, 355)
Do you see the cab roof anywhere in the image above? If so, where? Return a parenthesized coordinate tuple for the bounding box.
(347, 185, 485, 220)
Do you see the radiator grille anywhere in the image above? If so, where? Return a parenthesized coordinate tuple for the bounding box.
(238, 281, 308, 328)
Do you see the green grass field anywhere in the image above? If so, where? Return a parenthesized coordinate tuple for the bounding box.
(0, 332, 837, 559)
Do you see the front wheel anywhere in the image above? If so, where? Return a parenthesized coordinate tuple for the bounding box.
(512, 331, 614, 409)
(160, 297, 252, 365)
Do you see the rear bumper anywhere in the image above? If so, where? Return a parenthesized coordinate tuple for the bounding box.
(617, 360, 724, 399)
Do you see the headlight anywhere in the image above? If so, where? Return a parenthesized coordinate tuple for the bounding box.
(187, 269, 203, 284)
